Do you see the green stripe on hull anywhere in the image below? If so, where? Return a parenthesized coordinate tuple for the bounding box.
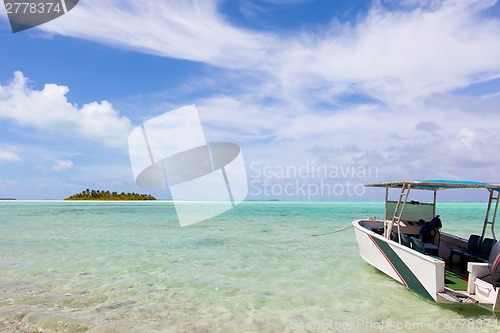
(371, 236, 434, 301)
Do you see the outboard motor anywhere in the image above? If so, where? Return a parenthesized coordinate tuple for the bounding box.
(488, 241, 500, 283)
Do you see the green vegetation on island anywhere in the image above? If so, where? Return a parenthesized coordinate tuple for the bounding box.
(65, 189, 156, 201)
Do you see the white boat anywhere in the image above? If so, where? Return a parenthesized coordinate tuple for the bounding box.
(353, 180, 500, 311)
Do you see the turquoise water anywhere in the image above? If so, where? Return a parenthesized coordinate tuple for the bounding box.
(0, 201, 499, 332)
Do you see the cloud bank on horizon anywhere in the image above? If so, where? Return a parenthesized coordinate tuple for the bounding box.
(1, 0, 500, 199)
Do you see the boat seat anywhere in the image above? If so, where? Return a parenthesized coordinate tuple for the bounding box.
(410, 237, 443, 260)
(410, 237, 425, 253)
(449, 235, 497, 273)
(462, 238, 496, 262)
(448, 235, 481, 272)
(474, 241, 500, 286)
(400, 234, 411, 247)
(480, 238, 497, 260)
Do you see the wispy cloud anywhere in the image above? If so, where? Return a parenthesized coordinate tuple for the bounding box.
(266, 0, 500, 105)
(35, 0, 500, 104)
(39, 0, 274, 70)
(35, 159, 74, 172)
(0, 145, 21, 162)
(43, 2, 500, 171)
(49, 159, 74, 172)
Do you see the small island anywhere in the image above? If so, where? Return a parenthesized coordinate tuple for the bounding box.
(65, 189, 156, 201)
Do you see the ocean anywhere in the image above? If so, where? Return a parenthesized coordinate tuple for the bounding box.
(0, 201, 499, 332)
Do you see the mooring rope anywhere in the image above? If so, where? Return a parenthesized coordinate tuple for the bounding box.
(311, 225, 354, 236)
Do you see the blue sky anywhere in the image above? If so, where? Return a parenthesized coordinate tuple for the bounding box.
(1, 0, 500, 200)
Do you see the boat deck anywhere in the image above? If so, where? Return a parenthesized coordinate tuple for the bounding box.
(438, 288, 480, 304)
(441, 270, 495, 307)
(444, 270, 468, 291)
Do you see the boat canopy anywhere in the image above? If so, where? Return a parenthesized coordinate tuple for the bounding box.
(366, 180, 500, 241)
(365, 180, 499, 191)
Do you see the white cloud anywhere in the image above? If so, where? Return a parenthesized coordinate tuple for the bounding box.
(0, 145, 21, 162)
(195, 87, 500, 187)
(40, 0, 274, 70)
(49, 159, 74, 172)
(269, 0, 500, 105)
(33, 0, 500, 105)
(0, 71, 132, 149)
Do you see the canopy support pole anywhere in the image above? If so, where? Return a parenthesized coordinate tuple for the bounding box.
(433, 190, 437, 217)
(481, 189, 499, 240)
(386, 182, 411, 240)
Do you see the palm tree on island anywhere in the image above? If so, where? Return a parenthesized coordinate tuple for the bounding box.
(65, 189, 156, 201)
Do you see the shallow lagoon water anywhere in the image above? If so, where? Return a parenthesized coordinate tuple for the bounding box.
(0, 201, 499, 332)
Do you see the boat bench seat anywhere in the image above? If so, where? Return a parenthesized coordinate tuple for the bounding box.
(410, 237, 444, 260)
(449, 235, 497, 273)
(391, 233, 443, 260)
(390, 233, 412, 247)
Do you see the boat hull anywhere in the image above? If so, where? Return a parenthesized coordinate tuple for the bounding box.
(353, 219, 445, 302)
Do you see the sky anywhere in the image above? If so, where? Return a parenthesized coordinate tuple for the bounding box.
(1, 0, 500, 201)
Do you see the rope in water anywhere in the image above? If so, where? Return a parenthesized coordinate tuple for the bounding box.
(311, 225, 354, 236)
